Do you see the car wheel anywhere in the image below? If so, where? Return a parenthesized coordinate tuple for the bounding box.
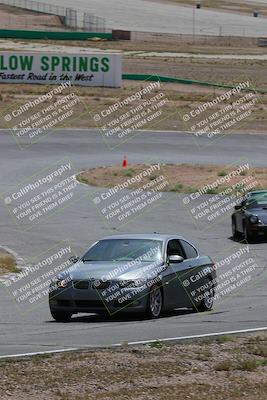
(195, 279, 215, 312)
(50, 310, 72, 322)
(146, 284, 163, 318)
(232, 218, 238, 239)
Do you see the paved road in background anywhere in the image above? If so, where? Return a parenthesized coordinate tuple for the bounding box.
(0, 129, 266, 357)
(248, 0, 267, 4)
(39, 0, 267, 36)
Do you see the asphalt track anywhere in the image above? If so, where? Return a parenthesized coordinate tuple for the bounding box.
(0, 129, 266, 357)
(40, 0, 267, 37)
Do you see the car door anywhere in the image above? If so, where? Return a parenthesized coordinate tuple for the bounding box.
(179, 239, 211, 307)
(163, 239, 193, 308)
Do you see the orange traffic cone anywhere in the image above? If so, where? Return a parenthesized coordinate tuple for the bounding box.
(122, 156, 128, 168)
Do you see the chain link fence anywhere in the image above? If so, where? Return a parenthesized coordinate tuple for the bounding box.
(131, 31, 259, 47)
(0, 0, 107, 32)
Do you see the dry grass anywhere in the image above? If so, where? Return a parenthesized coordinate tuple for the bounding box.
(0, 250, 18, 275)
(215, 357, 267, 371)
(0, 77, 267, 132)
(0, 333, 266, 400)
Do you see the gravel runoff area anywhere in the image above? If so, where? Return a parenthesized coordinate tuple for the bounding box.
(0, 333, 266, 400)
(77, 163, 267, 192)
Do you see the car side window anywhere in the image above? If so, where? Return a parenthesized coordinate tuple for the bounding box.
(246, 197, 258, 208)
(180, 240, 198, 259)
(167, 240, 185, 258)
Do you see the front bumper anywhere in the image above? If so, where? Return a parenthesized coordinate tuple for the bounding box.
(49, 284, 149, 315)
(249, 224, 267, 236)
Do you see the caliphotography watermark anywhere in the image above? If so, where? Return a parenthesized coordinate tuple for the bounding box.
(1, 158, 86, 230)
(181, 79, 263, 146)
(182, 244, 264, 311)
(0, 242, 77, 313)
(76, 242, 170, 316)
(181, 161, 261, 232)
(1, 81, 81, 148)
(90, 162, 171, 228)
(92, 77, 172, 148)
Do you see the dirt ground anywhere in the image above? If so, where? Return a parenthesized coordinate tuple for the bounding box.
(0, 75, 267, 133)
(0, 5, 63, 30)
(78, 163, 267, 193)
(0, 333, 266, 400)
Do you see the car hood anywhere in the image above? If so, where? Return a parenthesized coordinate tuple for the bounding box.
(59, 260, 164, 281)
(248, 208, 267, 224)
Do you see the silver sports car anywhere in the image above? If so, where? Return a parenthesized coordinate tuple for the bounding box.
(49, 234, 216, 321)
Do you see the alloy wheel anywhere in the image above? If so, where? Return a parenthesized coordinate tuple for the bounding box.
(149, 285, 162, 317)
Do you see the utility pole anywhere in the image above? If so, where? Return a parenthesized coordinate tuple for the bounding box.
(193, 6, 196, 44)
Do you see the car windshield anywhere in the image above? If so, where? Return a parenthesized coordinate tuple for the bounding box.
(82, 239, 163, 262)
(246, 192, 267, 209)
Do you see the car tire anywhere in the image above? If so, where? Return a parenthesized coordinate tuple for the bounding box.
(232, 218, 238, 239)
(50, 310, 72, 322)
(194, 279, 215, 312)
(146, 284, 163, 318)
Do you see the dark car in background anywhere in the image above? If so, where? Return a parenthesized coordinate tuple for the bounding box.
(232, 190, 267, 242)
(49, 234, 216, 322)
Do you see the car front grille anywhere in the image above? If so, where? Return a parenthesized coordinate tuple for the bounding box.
(74, 300, 105, 308)
(92, 280, 110, 289)
(73, 280, 90, 290)
(57, 299, 71, 307)
(73, 280, 111, 290)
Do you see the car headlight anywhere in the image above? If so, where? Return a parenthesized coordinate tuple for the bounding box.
(56, 279, 69, 288)
(249, 215, 259, 224)
(118, 279, 146, 288)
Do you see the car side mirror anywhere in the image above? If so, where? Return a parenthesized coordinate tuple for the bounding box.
(69, 256, 79, 263)
(168, 255, 184, 263)
(234, 204, 242, 210)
